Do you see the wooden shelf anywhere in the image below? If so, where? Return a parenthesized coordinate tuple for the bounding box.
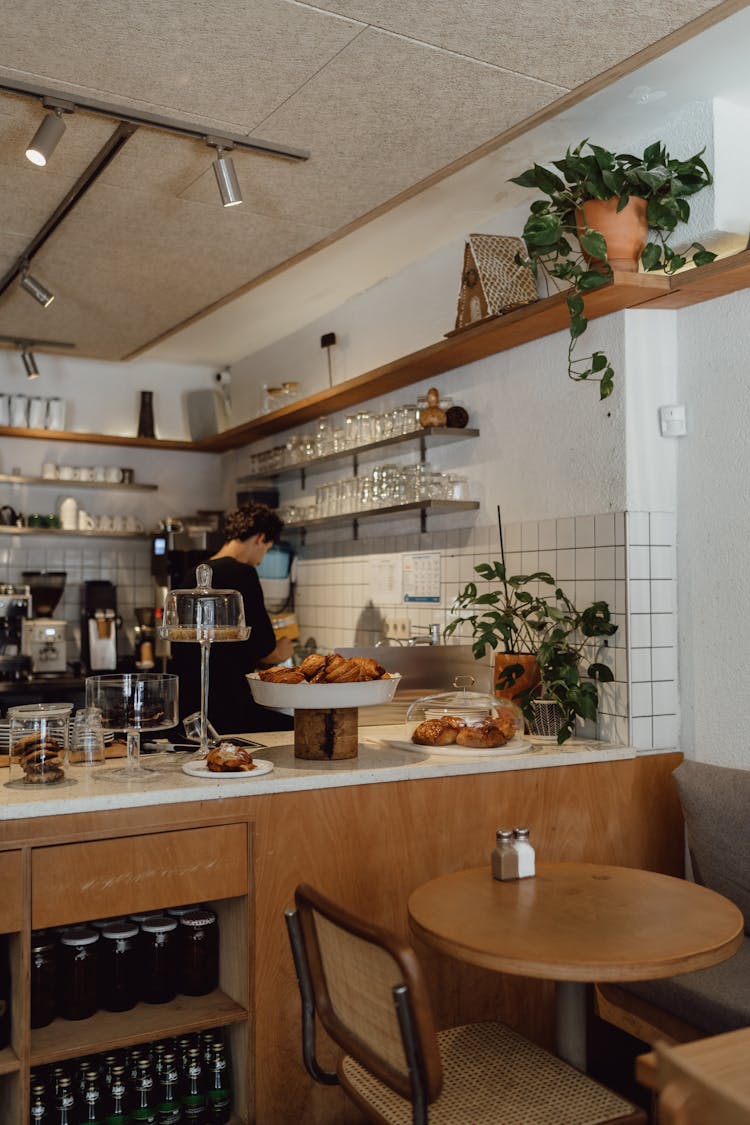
(30, 989, 248, 1066)
(0, 426, 198, 452)
(237, 426, 480, 483)
(0, 473, 157, 491)
(0, 527, 148, 539)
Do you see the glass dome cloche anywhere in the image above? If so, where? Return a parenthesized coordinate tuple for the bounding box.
(405, 676, 524, 749)
(160, 562, 251, 643)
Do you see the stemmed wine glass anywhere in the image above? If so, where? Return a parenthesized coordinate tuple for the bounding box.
(86, 673, 178, 783)
(160, 563, 250, 759)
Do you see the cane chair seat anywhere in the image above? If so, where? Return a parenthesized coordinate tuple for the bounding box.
(341, 1021, 641, 1125)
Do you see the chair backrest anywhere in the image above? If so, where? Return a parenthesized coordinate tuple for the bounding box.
(655, 1036, 750, 1125)
(293, 883, 443, 1104)
(674, 761, 750, 934)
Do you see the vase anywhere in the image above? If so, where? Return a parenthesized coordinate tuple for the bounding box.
(575, 196, 648, 272)
(137, 390, 155, 439)
(529, 698, 564, 740)
(493, 653, 540, 703)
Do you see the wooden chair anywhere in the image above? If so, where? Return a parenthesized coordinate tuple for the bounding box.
(285, 882, 646, 1125)
(637, 1031, 750, 1124)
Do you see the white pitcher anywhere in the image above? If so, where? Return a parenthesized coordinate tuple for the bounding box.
(58, 496, 78, 531)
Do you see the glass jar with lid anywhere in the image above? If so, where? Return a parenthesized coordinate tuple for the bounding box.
(99, 922, 139, 1012)
(139, 914, 179, 1005)
(58, 927, 99, 1020)
(179, 908, 219, 996)
(30, 929, 58, 1029)
(405, 678, 525, 752)
(8, 702, 73, 787)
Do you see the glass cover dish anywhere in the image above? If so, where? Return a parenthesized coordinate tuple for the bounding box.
(405, 676, 523, 749)
(159, 563, 251, 642)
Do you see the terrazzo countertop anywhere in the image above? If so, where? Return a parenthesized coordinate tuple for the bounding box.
(0, 725, 638, 820)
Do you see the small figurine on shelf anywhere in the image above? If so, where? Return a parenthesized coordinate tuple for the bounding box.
(418, 387, 447, 428)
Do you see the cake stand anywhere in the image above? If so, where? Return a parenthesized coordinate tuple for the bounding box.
(160, 562, 251, 759)
(86, 673, 178, 783)
(246, 673, 401, 760)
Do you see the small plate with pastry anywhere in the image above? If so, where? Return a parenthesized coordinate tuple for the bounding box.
(248, 653, 400, 709)
(182, 743, 273, 780)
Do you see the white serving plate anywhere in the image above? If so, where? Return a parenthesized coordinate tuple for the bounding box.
(383, 736, 532, 758)
(182, 758, 274, 780)
(247, 672, 401, 710)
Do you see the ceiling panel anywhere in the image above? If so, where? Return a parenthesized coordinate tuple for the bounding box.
(296, 0, 731, 87)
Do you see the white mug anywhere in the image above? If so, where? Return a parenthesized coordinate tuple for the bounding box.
(93, 466, 108, 482)
(0, 394, 9, 427)
(79, 466, 95, 482)
(59, 465, 74, 480)
(10, 394, 28, 428)
(28, 397, 47, 428)
(59, 497, 78, 530)
(45, 397, 65, 430)
(125, 515, 143, 532)
(97, 514, 114, 531)
(78, 510, 95, 531)
(112, 515, 125, 531)
(42, 461, 57, 480)
(105, 466, 122, 483)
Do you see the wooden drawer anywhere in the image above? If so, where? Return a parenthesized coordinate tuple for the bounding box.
(31, 823, 248, 929)
(0, 851, 23, 933)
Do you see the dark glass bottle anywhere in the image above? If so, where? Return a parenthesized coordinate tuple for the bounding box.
(179, 910, 219, 996)
(199, 1031, 215, 1067)
(139, 916, 178, 1004)
(0, 934, 10, 1048)
(180, 1046, 206, 1123)
(81, 1069, 106, 1125)
(30, 1081, 49, 1123)
(30, 929, 57, 1029)
(99, 922, 138, 1012)
(137, 391, 156, 439)
(53, 1075, 77, 1125)
(103, 1064, 130, 1125)
(157, 1051, 183, 1124)
(130, 1058, 158, 1123)
(58, 927, 99, 1020)
(77, 1060, 95, 1095)
(206, 1042, 231, 1124)
(101, 1054, 119, 1089)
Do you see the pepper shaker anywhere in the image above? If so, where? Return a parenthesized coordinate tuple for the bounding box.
(491, 829, 519, 881)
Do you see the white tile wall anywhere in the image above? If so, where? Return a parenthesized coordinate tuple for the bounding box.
(293, 507, 679, 751)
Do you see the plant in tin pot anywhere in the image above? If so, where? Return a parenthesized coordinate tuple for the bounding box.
(510, 139, 716, 399)
(445, 560, 617, 743)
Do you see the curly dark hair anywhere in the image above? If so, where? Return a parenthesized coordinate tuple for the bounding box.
(223, 502, 284, 544)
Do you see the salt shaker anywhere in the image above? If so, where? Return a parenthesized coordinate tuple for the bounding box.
(513, 827, 535, 878)
(491, 829, 519, 881)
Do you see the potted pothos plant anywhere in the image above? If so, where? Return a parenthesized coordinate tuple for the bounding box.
(445, 560, 617, 743)
(510, 139, 716, 399)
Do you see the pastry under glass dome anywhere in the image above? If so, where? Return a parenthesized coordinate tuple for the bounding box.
(160, 563, 251, 758)
(405, 676, 524, 748)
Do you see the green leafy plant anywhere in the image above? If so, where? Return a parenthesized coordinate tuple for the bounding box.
(510, 139, 716, 399)
(445, 560, 617, 743)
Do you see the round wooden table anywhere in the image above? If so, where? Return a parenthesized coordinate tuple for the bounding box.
(408, 862, 743, 1067)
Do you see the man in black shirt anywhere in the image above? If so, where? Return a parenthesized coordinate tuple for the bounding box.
(171, 503, 294, 735)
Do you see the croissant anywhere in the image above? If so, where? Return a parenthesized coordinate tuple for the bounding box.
(456, 717, 513, 749)
(324, 658, 368, 683)
(412, 718, 464, 745)
(257, 666, 305, 683)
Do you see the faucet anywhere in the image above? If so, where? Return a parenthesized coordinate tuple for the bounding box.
(407, 623, 441, 647)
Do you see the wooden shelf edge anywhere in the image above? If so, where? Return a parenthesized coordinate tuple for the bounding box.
(0, 427, 202, 453)
(0, 528, 149, 539)
(30, 989, 248, 1066)
(637, 246, 750, 310)
(286, 499, 480, 532)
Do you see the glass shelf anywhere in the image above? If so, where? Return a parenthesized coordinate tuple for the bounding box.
(237, 426, 479, 484)
(0, 473, 157, 492)
(286, 498, 479, 536)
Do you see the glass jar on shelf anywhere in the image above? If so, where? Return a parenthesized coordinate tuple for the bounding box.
(179, 908, 219, 996)
(8, 702, 72, 787)
(58, 927, 99, 1020)
(402, 404, 419, 432)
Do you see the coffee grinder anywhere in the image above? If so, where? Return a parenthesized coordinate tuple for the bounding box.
(81, 580, 120, 672)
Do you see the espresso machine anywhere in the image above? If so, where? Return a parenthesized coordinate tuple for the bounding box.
(0, 584, 33, 681)
(81, 580, 120, 673)
(20, 572, 68, 675)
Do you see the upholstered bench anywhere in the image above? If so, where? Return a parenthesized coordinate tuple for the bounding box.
(595, 760, 750, 1046)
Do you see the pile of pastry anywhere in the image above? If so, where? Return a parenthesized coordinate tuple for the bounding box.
(258, 652, 388, 685)
(206, 743, 257, 772)
(412, 712, 517, 749)
(13, 733, 66, 783)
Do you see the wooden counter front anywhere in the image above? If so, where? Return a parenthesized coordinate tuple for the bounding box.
(0, 751, 684, 1124)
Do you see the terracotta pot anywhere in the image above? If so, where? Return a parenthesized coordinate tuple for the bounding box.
(575, 196, 648, 272)
(493, 653, 540, 703)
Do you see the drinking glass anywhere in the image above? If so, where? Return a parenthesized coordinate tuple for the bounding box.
(71, 707, 106, 766)
(86, 674, 178, 783)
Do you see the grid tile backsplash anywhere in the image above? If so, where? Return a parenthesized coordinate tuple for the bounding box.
(295, 509, 677, 750)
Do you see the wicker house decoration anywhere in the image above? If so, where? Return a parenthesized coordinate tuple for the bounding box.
(454, 234, 538, 330)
